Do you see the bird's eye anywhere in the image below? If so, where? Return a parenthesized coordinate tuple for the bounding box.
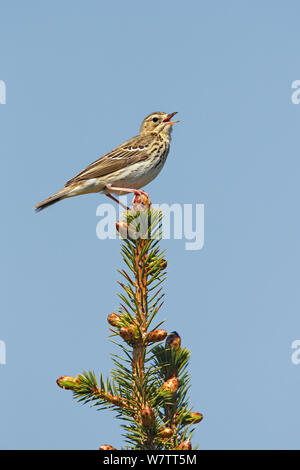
(152, 117, 159, 123)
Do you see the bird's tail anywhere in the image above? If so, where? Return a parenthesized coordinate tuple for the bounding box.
(35, 187, 70, 212)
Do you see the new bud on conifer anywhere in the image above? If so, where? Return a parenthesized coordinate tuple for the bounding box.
(159, 427, 173, 439)
(165, 331, 181, 349)
(107, 313, 121, 327)
(132, 192, 151, 210)
(119, 325, 137, 342)
(56, 376, 79, 390)
(116, 221, 129, 239)
(177, 440, 192, 450)
(141, 406, 155, 427)
(162, 376, 179, 393)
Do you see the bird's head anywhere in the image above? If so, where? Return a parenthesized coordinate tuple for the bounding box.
(140, 112, 179, 137)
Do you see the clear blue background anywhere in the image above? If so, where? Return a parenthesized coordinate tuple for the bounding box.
(1, 0, 300, 450)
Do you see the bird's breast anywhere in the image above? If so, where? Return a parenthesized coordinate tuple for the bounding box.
(102, 142, 170, 193)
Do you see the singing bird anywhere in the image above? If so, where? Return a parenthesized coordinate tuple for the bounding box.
(35, 112, 178, 212)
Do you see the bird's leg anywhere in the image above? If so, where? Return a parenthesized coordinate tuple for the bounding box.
(105, 193, 129, 210)
(106, 185, 151, 208)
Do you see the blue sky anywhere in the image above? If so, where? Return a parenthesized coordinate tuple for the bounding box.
(1, 0, 300, 449)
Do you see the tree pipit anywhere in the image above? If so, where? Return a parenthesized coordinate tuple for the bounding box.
(35, 112, 178, 212)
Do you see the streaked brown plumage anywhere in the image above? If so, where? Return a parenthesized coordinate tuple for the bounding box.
(35, 111, 178, 211)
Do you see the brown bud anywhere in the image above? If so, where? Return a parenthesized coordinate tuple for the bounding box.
(56, 376, 79, 390)
(99, 445, 117, 450)
(116, 221, 129, 239)
(162, 376, 179, 393)
(165, 331, 181, 349)
(119, 325, 137, 342)
(159, 427, 173, 439)
(184, 412, 203, 424)
(175, 411, 204, 425)
(177, 440, 192, 450)
(107, 313, 121, 327)
(148, 329, 167, 343)
(131, 192, 151, 210)
(141, 406, 155, 428)
(116, 220, 137, 240)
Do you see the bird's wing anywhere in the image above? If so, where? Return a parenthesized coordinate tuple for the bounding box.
(65, 134, 153, 187)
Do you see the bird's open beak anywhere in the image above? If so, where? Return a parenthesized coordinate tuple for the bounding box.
(162, 112, 179, 125)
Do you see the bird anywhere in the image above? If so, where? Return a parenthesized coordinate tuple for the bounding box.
(165, 331, 181, 349)
(35, 111, 178, 212)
